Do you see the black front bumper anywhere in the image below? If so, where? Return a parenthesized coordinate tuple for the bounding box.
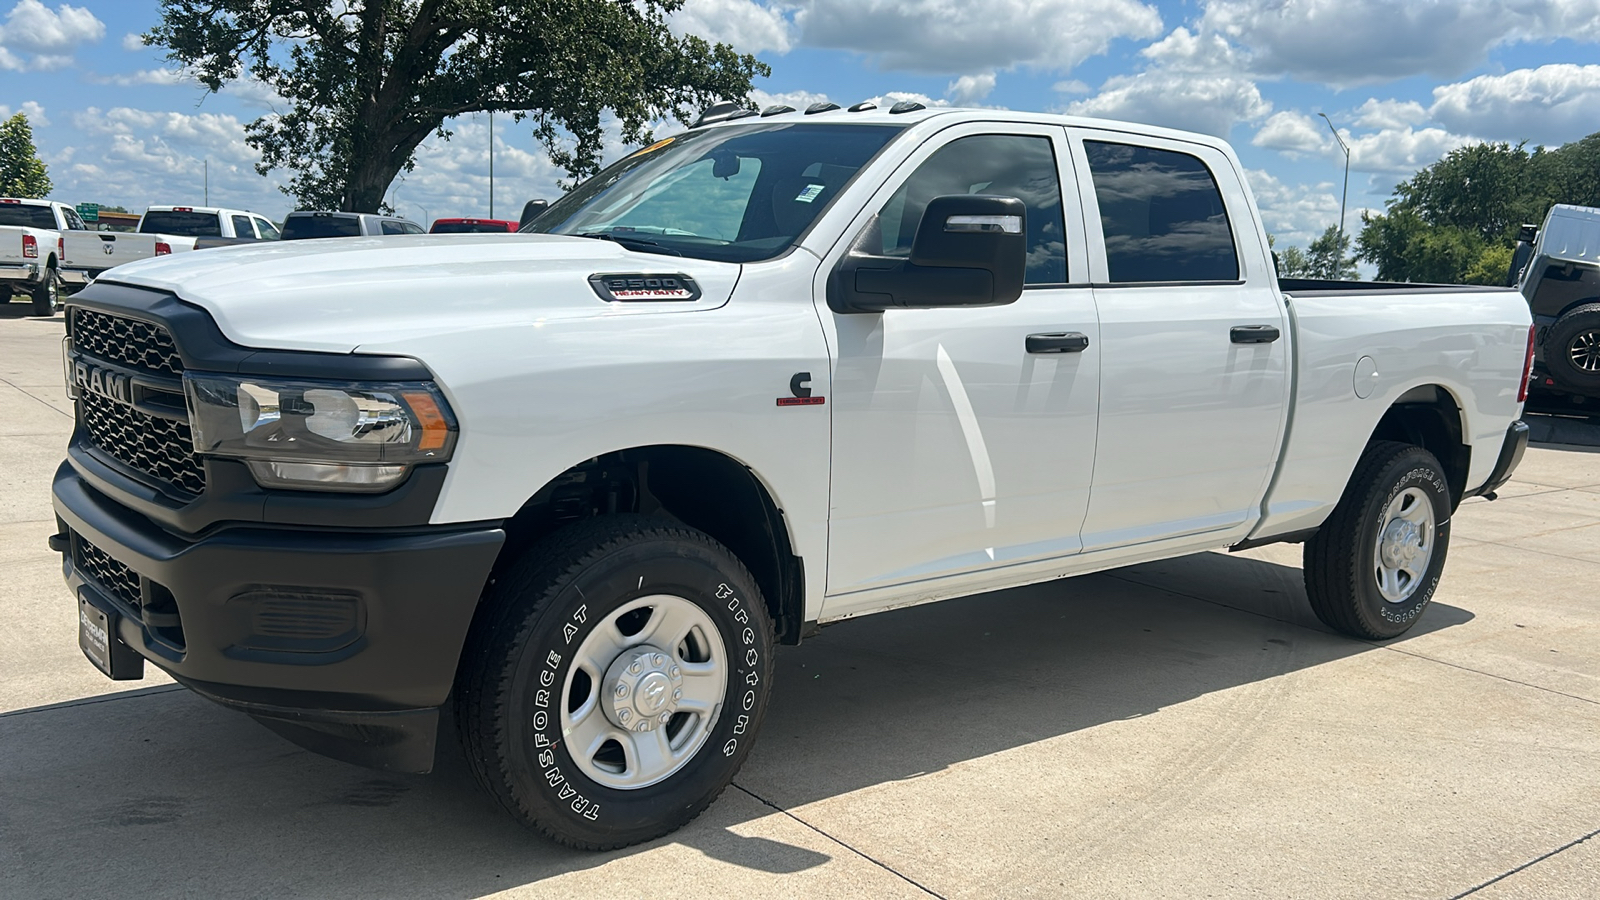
(52, 463, 504, 772)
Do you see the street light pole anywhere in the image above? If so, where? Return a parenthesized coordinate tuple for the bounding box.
(488, 109, 495, 219)
(1317, 112, 1350, 244)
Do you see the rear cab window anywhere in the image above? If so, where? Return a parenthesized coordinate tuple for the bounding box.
(0, 203, 59, 229)
(140, 210, 224, 237)
(281, 214, 362, 239)
(1082, 140, 1240, 283)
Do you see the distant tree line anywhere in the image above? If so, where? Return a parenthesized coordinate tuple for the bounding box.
(1356, 132, 1600, 284)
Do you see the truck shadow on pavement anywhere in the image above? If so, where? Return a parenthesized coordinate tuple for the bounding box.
(0, 551, 1471, 898)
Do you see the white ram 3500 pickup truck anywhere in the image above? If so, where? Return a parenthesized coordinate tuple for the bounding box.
(0, 197, 89, 314)
(51, 106, 1533, 850)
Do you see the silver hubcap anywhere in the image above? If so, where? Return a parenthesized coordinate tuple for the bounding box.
(559, 594, 727, 790)
(1570, 330, 1600, 373)
(1373, 487, 1435, 603)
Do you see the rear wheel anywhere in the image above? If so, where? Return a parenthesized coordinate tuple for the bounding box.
(1303, 441, 1453, 639)
(29, 266, 58, 317)
(1544, 302, 1600, 395)
(455, 515, 774, 850)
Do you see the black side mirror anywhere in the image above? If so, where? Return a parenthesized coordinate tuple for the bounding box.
(828, 194, 1026, 314)
(1508, 224, 1539, 287)
(519, 199, 549, 230)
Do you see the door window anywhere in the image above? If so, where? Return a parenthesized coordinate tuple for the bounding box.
(874, 134, 1067, 285)
(1084, 141, 1239, 283)
(254, 218, 280, 240)
(231, 214, 255, 238)
(62, 208, 87, 230)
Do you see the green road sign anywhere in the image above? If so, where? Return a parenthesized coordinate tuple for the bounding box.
(76, 203, 99, 222)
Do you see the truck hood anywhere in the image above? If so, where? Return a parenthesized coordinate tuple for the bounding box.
(100, 233, 742, 353)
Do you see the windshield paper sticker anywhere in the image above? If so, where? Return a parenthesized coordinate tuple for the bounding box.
(794, 184, 824, 203)
(589, 273, 703, 302)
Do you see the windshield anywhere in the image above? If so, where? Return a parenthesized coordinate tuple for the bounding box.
(140, 211, 224, 236)
(0, 204, 57, 229)
(523, 122, 903, 262)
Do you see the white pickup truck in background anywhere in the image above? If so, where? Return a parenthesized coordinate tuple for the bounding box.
(62, 205, 279, 280)
(53, 106, 1534, 851)
(0, 197, 89, 315)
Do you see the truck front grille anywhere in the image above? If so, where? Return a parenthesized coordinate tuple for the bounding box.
(70, 308, 184, 376)
(69, 306, 206, 498)
(78, 389, 206, 496)
(74, 536, 141, 611)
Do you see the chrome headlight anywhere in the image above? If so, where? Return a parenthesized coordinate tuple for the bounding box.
(184, 373, 457, 492)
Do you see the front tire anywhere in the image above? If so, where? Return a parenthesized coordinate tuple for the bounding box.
(1303, 441, 1453, 640)
(30, 266, 58, 317)
(455, 515, 774, 850)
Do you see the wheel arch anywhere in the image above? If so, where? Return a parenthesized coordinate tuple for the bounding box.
(1367, 383, 1471, 507)
(488, 444, 807, 645)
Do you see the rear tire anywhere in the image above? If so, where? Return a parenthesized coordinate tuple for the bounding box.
(29, 266, 58, 317)
(455, 515, 774, 850)
(1303, 441, 1453, 640)
(1544, 302, 1600, 395)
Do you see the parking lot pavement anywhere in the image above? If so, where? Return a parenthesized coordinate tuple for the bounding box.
(3, 304, 1599, 899)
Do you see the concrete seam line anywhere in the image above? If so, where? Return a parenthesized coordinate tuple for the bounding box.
(0, 685, 186, 719)
(0, 374, 74, 420)
(1448, 825, 1600, 898)
(1102, 572, 1600, 707)
(731, 783, 949, 899)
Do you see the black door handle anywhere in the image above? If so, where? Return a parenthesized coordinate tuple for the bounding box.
(1026, 332, 1090, 354)
(1231, 324, 1280, 344)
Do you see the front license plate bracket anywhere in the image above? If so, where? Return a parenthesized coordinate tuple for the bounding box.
(78, 595, 145, 681)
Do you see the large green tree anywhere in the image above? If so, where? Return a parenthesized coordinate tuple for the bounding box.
(1356, 133, 1600, 283)
(147, 0, 769, 212)
(0, 113, 52, 199)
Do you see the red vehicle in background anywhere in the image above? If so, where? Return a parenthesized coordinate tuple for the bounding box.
(429, 217, 518, 234)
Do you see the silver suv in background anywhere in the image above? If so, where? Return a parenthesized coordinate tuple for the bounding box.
(280, 211, 424, 240)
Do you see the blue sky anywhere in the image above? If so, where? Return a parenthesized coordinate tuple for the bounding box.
(2, 0, 1599, 254)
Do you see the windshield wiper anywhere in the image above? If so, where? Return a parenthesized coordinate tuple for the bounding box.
(576, 231, 683, 257)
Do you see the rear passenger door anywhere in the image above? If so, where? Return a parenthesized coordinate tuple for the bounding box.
(1068, 129, 1289, 550)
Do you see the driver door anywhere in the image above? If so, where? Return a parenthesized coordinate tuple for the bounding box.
(819, 123, 1101, 599)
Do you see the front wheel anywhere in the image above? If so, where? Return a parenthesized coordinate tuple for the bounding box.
(1303, 441, 1453, 640)
(30, 267, 58, 317)
(455, 515, 774, 850)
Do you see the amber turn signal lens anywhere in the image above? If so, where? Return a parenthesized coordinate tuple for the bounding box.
(403, 391, 450, 451)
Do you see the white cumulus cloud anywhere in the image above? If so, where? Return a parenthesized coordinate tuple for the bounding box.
(1067, 72, 1271, 138)
(1346, 126, 1474, 175)
(670, 0, 794, 55)
(1252, 111, 1330, 156)
(946, 72, 997, 106)
(1200, 0, 1600, 86)
(1351, 99, 1430, 131)
(0, 0, 103, 70)
(1428, 64, 1600, 145)
(796, 0, 1162, 74)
